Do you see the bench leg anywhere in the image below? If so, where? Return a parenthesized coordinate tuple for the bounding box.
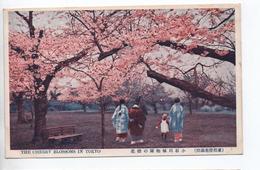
(48, 139, 57, 146)
(61, 137, 73, 144)
(76, 135, 82, 141)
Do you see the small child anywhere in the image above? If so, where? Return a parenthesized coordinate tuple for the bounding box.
(156, 113, 169, 141)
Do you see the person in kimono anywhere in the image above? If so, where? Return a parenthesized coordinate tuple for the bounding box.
(128, 104, 146, 145)
(112, 99, 129, 143)
(169, 97, 185, 142)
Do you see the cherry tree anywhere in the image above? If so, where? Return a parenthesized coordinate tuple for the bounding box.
(117, 77, 172, 114)
(142, 80, 172, 114)
(97, 8, 237, 109)
(9, 11, 97, 142)
(9, 9, 139, 143)
(56, 54, 142, 148)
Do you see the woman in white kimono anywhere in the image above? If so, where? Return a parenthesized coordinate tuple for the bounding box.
(169, 97, 185, 143)
(112, 99, 129, 142)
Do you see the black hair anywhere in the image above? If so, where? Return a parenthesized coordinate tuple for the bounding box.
(119, 99, 125, 110)
(120, 99, 125, 104)
(174, 97, 180, 103)
(135, 96, 142, 104)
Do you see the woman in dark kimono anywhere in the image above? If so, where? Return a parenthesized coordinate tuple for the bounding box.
(128, 104, 146, 145)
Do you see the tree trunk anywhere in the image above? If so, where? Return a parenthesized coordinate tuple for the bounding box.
(16, 93, 26, 124)
(82, 103, 87, 113)
(147, 70, 236, 109)
(188, 97, 193, 115)
(32, 93, 48, 143)
(30, 99, 35, 128)
(139, 100, 148, 115)
(194, 98, 199, 110)
(152, 103, 158, 114)
(17, 98, 24, 123)
(100, 102, 105, 149)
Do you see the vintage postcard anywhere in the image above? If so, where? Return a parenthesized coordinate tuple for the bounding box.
(4, 4, 242, 158)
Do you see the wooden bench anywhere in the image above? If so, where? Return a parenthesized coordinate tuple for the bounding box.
(42, 125, 83, 144)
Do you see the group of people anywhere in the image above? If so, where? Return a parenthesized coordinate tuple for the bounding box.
(111, 97, 185, 144)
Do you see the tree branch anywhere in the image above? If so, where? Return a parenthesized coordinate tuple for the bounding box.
(67, 65, 101, 90)
(183, 61, 223, 74)
(147, 70, 236, 108)
(15, 11, 35, 38)
(43, 48, 90, 89)
(209, 9, 235, 30)
(157, 40, 235, 65)
(98, 43, 128, 61)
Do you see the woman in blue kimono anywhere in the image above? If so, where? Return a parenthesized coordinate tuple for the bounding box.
(112, 99, 129, 143)
(169, 97, 185, 142)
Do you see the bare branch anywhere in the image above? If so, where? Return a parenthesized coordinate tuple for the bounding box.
(209, 9, 235, 30)
(15, 11, 35, 38)
(183, 61, 224, 74)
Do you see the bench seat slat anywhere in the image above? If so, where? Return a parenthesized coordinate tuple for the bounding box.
(42, 125, 83, 143)
(48, 133, 83, 140)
